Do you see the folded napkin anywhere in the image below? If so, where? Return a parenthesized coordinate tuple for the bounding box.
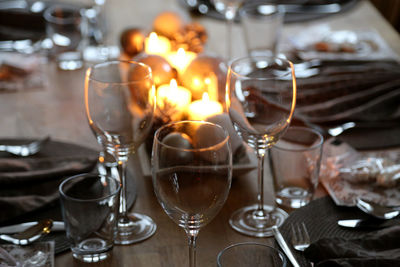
(0, 139, 98, 224)
(292, 60, 400, 150)
(295, 60, 400, 123)
(304, 226, 400, 267)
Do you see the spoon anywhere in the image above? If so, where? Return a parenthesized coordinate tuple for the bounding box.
(0, 219, 53, 245)
(356, 198, 400, 220)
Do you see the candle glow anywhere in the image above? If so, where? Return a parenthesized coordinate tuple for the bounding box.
(157, 79, 192, 120)
(188, 92, 223, 121)
(166, 48, 196, 76)
(145, 32, 172, 56)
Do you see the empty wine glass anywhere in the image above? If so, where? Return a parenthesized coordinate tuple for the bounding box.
(225, 55, 296, 237)
(211, 0, 245, 60)
(152, 121, 232, 267)
(84, 60, 157, 244)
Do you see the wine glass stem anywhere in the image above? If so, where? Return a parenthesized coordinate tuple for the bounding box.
(226, 17, 233, 60)
(117, 158, 129, 218)
(187, 233, 198, 267)
(256, 153, 266, 217)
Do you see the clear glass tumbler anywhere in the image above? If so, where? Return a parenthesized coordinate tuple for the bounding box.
(270, 126, 324, 209)
(44, 3, 85, 70)
(59, 173, 120, 263)
(217, 242, 287, 267)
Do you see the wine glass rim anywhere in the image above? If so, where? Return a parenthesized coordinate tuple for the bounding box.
(217, 242, 287, 266)
(87, 60, 153, 84)
(273, 126, 324, 151)
(154, 120, 230, 152)
(59, 173, 121, 202)
(228, 56, 294, 80)
(43, 3, 82, 24)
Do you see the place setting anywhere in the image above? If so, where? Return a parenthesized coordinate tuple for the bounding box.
(0, 0, 400, 266)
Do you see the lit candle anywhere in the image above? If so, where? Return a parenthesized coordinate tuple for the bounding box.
(157, 79, 192, 120)
(188, 92, 223, 121)
(166, 48, 196, 76)
(144, 32, 171, 56)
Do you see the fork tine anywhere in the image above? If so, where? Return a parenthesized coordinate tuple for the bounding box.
(291, 222, 311, 252)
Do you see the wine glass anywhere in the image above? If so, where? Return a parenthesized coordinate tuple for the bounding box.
(211, 0, 245, 60)
(152, 121, 232, 267)
(84, 60, 157, 244)
(225, 55, 296, 237)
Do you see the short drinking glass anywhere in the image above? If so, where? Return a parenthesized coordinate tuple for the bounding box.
(217, 242, 287, 267)
(59, 173, 120, 263)
(270, 126, 323, 209)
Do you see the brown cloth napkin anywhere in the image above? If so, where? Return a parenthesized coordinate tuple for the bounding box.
(294, 60, 400, 123)
(304, 225, 400, 267)
(0, 139, 98, 224)
(292, 60, 400, 150)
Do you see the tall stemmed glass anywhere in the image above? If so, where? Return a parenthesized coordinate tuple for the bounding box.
(225, 56, 296, 237)
(211, 0, 245, 60)
(84, 60, 157, 244)
(152, 121, 232, 267)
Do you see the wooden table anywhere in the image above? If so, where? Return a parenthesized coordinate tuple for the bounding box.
(1, 0, 400, 266)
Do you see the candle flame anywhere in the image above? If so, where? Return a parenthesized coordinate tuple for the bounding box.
(149, 32, 158, 43)
(170, 79, 178, 89)
(202, 92, 210, 101)
(204, 77, 211, 85)
(177, 47, 185, 57)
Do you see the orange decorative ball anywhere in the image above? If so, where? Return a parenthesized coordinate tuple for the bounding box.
(134, 53, 177, 87)
(120, 28, 146, 57)
(180, 54, 228, 101)
(153, 11, 185, 39)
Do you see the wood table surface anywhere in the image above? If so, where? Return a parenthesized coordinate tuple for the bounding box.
(1, 0, 400, 266)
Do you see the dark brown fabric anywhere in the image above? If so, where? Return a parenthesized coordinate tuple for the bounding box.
(292, 60, 400, 150)
(279, 197, 400, 267)
(0, 139, 98, 224)
(304, 226, 400, 267)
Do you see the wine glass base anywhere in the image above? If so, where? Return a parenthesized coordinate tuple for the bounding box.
(229, 204, 288, 237)
(114, 212, 157, 245)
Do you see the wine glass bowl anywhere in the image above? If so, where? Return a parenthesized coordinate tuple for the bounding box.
(225, 56, 296, 237)
(152, 121, 232, 267)
(84, 60, 157, 245)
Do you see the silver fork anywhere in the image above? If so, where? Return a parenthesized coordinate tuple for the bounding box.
(0, 137, 50, 157)
(291, 222, 311, 252)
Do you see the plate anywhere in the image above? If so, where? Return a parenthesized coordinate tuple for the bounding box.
(289, 26, 400, 61)
(319, 138, 400, 207)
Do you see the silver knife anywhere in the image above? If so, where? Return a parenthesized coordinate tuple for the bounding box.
(0, 221, 65, 234)
(338, 219, 398, 229)
(272, 226, 300, 267)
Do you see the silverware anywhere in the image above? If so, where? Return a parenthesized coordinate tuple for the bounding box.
(0, 221, 65, 234)
(356, 198, 400, 220)
(0, 219, 53, 245)
(337, 218, 399, 229)
(0, 136, 50, 156)
(279, 3, 341, 14)
(327, 122, 356, 137)
(291, 222, 310, 252)
(272, 226, 300, 267)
